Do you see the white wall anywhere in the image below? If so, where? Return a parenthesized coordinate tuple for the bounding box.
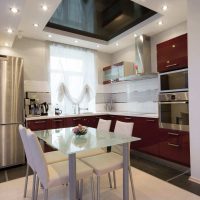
(188, 0, 200, 182)
(151, 22, 187, 72)
(111, 44, 135, 64)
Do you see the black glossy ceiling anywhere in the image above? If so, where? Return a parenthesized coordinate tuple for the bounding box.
(47, 0, 157, 41)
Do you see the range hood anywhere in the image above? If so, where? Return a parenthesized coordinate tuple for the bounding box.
(119, 35, 157, 81)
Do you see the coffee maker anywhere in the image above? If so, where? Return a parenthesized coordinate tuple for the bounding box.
(40, 102, 49, 116)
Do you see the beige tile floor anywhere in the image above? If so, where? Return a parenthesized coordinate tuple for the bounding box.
(0, 167, 199, 200)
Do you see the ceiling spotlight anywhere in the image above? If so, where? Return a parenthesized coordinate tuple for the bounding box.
(48, 34, 52, 38)
(162, 5, 168, 11)
(7, 28, 13, 34)
(74, 40, 78, 43)
(33, 23, 39, 27)
(116, 42, 119, 46)
(10, 7, 19, 14)
(5, 42, 9, 47)
(139, 35, 143, 42)
(42, 4, 48, 11)
(134, 34, 137, 38)
(158, 21, 163, 26)
(97, 44, 100, 48)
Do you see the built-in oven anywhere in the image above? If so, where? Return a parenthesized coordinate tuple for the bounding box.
(159, 92, 189, 131)
(159, 68, 188, 93)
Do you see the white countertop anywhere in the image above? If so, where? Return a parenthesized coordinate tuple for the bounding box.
(26, 112, 158, 121)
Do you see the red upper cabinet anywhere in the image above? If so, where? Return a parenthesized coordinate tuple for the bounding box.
(157, 34, 188, 72)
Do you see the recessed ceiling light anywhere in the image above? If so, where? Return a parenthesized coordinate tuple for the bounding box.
(162, 5, 168, 11)
(5, 42, 9, 47)
(134, 34, 137, 38)
(140, 35, 143, 42)
(42, 4, 48, 11)
(10, 7, 19, 14)
(48, 34, 52, 38)
(7, 28, 13, 34)
(97, 44, 100, 48)
(116, 42, 119, 46)
(74, 40, 78, 43)
(158, 21, 163, 26)
(33, 23, 39, 27)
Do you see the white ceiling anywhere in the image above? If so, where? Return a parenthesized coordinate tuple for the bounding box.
(0, 0, 187, 53)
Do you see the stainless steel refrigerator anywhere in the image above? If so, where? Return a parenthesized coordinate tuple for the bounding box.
(0, 55, 25, 168)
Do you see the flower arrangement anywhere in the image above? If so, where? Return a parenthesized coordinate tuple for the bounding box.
(72, 124, 87, 136)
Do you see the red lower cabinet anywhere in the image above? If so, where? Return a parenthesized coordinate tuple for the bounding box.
(26, 119, 52, 131)
(51, 118, 65, 129)
(159, 129, 190, 166)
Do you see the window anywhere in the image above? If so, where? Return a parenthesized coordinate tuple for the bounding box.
(49, 44, 96, 114)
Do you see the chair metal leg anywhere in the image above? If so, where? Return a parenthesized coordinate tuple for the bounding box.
(79, 179, 83, 200)
(108, 172, 112, 188)
(97, 176, 100, 200)
(113, 171, 117, 189)
(34, 175, 39, 200)
(44, 189, 48, 200)
(90, 176, 95, 200)
(32, 172, 36, 200)
(24, 164, 29, 198)
(129, 166, 136, 200)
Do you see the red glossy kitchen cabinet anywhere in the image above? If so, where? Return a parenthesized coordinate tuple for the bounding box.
(131, 117, 160, 156)
(157, 34, 188, 72)
(26, 119, 52, 131)
(159, 129, 190, 166)
(51, 118, 65, 129)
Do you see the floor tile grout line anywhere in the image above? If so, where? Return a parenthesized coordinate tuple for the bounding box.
(166, 169, 190, 182)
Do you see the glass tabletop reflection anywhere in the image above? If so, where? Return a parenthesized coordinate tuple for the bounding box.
(35, 127, 140, 155)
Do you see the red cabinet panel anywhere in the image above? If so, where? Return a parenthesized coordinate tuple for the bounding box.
(159, 129, 190, 166)
(157, 34, 188, 72)
(26, 119, 52, 131)
(51, 118, 65, 129)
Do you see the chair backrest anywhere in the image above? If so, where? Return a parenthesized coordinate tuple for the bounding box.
(112, 120, 134, 155)
(19, 125, 35, 171)
(26, 129, 49, 189)
(97, 119, 111, 132)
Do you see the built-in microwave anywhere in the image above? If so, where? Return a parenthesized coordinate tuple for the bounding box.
(159, 68, 188, 93)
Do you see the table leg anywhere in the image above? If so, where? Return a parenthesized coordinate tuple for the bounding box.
(69, 153, 76, 200)
(123, 143, 129, 200)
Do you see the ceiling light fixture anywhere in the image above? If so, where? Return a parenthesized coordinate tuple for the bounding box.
(74, 40, 78, 43)
(7, 28, 13, 34)
(48, 34, 52, 38)
(134, 34, 137, 38)
(158, 21, 163, 26)
(97, 44, 100, 48)
(42, 4, 48, 11)
(116, 42, 119, 46)
(162, 5, 168, 11)
(33, 23, 39, 27)
(5, 42, 9, 47)
(10, 7, 19, 14)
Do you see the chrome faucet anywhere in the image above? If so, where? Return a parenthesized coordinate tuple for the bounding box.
(78, 104, 88, 114)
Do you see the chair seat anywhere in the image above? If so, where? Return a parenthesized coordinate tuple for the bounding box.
(81, 152, 123, 176)
(48, 159, 93, 188)
(76, 148, 105, 159)
(44, 151, 67, 164)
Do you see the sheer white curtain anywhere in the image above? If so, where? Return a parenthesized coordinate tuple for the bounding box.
(49, 43, 96, 114)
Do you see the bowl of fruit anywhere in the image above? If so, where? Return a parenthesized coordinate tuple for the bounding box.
(72, 124, 87, 136)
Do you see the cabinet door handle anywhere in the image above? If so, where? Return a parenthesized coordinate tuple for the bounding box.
(53, 119, 63, 122)
(73, 118, 80, 121)
(168, 143, 180, 148)
(165, 63, 177, 68)
(146, 119, 155, 122)
(168, 132, 180, 136)
(34, 121, 46, 124)
(124, 117, 132, 120)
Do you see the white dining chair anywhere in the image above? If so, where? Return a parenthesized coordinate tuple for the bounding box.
(81, 120, 136, 200)
(26, 129, 95, 200)
(19, 125, 67, 199)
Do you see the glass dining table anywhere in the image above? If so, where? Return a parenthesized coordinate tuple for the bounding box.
(35, 127, 140, 200)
